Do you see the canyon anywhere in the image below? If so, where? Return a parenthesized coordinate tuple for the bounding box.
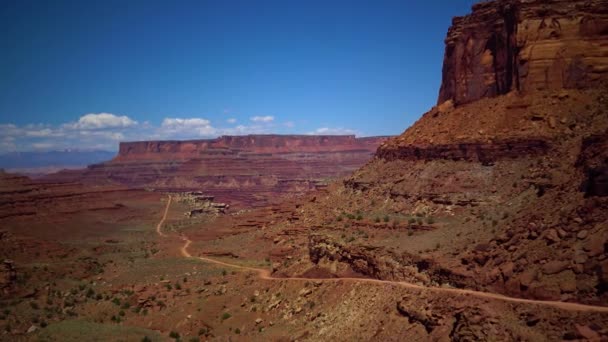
(47, 135, 389, 208)
(1, 0, 608, 340)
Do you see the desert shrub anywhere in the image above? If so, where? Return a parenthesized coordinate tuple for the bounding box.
(189, 338, 200, 342)
(222, 269, 227, 276)
(183, 277, 188, 283)
(112, 298, 121, 306)
(141, 337, 152, 342)
(336, 216, 343, 222)
(235, 328, 241, 334)
(356, 214, 363, 220)
(169, 331, 180, 339)
(30, 302, 39, 310)
(119, 310, 125, 317)
(374, 217, 380, 223)
(175, 283, 182, 290)
(408, 217, 416, 224)
(346, 213, 355, 220)
(426, 217, 435, 224)
(383, 215, 389, 222)
(121, 302, 130, 309)
(221, 312, 231, 321)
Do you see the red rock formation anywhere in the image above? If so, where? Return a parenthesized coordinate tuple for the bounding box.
(48, 135, 390, 208)
(438, 0, 608, 105)
(115, 135, 386, 160)
(577, 130, 608, 197)
(376, 138, 550, 164)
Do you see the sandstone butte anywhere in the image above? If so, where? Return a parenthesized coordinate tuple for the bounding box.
(45, 135, 390, 208)
(2, 0, 608, 340)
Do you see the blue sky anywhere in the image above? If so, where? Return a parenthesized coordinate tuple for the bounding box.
(0, 0, 477, 152)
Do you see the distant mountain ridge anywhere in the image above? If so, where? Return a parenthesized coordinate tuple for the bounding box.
(0, 150, 115, 169)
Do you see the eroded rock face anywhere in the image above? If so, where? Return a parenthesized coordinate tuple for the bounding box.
(438, 0, 608, 105)
(577, 131, 608, 197)
(46, 135, 390, 208)
(1, 259, 17, 295)
(376, 138, 549, 164)
(308, 235, 473, 288)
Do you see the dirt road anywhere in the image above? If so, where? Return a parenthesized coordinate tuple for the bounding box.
(158, 196, 608, 313)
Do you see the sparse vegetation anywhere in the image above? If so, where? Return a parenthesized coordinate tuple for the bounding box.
(221, 312, 232, 321)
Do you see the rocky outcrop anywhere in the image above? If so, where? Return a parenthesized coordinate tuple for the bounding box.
(377, 138, 549, 164)
(1, 259, 16, 295)
(438, 0, 608, 105)
(577, 131, 608, 197)
(308, 235, 473, 288)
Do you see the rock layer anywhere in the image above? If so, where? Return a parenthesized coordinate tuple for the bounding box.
(48, 135, 390, 208)
(377, 138, 549, 164)
(438, 0, 608, 105)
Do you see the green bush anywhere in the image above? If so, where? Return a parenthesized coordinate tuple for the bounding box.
(221, 312, 231, 321)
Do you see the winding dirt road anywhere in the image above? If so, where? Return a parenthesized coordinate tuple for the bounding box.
(157, 196, 608, 313)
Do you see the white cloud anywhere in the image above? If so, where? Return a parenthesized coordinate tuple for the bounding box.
(160, 117, 216, 137)
(309, 127, 357, 135)
(25, 128, 65, 138)
(250, 115, 274, 123)
(0, 112, 310, 153)
(66, 113, 138, 130)
(31, 142, 55, 149)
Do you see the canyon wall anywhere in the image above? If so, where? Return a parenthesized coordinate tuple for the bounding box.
(49, 135, 390, 208)
(116, 135, 385, 160)
(438, 0, 608, 105)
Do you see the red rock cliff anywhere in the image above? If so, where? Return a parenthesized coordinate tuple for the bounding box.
(116, 135, 388, 160)
(438, 0, 608, 105)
